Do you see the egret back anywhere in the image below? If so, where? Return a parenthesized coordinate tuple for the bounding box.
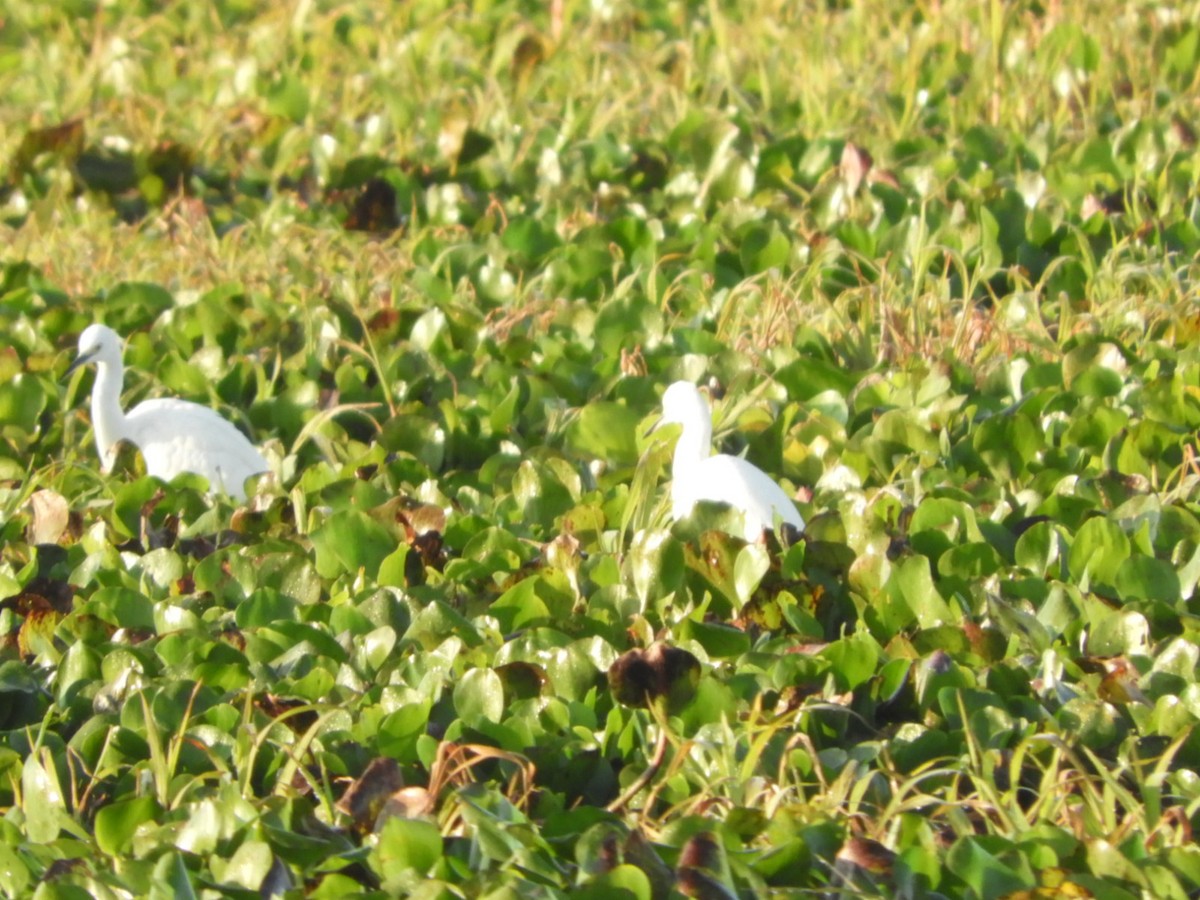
(673, 454, 804, 541)
(125, 398, 268, 499)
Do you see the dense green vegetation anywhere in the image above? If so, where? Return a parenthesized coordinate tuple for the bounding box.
(3, 0, 1200, 896)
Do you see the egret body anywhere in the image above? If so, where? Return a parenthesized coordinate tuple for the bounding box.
(68, 324, 268, 500)
(657, 380, 803, 541)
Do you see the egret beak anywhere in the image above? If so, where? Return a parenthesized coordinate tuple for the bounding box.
(63, 349, 96, 382)
(643, 415, 663, 439)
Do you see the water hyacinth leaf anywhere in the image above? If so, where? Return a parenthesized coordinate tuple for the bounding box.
(371, 817, 444, 880)
(821, 631, 879, 691)
(1068, 517, 1130, 588)
(566, 402, 641, 466)
(21, 750, 66, 843)
(890, 556, 955, 628)
(1088, 610, 1150, 657)
(311, 509, 396, 579)
(577, 864, 653, 900)
(490, 575, 552, 632)
(938, 542, 1002, 579)
(733, 543, 770, 609)
(680, 619, 751, 658)
(0, 374, 47, 436)
(0, 842, 31, 898)
(378, 702, 432, 763)
(150, 852, 199, 900)
(175, 799, 223, 855)
(1115, 555, 1181, 603)
(1015, 520, 1060, 576)
(96, 795, 161, 856)
(945, 837, 1034, 898)
(454, 667, 505, 726)
(265, 74, 310, 123)
(213, 839, 274, 891)
(1056, 697, 1122, 749)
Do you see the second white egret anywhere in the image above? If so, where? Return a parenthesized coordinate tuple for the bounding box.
(67, 324, 269, 500)
(654, 380, 804, 542)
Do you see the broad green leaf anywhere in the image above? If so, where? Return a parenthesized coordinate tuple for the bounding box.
(945, 837, 1033, 898)
(0, 374, 46, 435)
(311, 509, 396, 579)
(1115, 555, 1181, 603)
(1068, 517, 1130, 588)
(821, 631, 879, 691)
(96, 795, 160, 856)
(733, 543, 770, 609)
(0, 841, 31, 897)
(372, 817, 443, 879)
(21, 750, 65, 843)
(149, 852, 198, 900)
(454, 667, 505, 726)
(566, 402, 641, 466)
(890, 556, 955, 629)
(214, 839, 273, 891)
(1015, 521, 1061, 576)
(577, 864, 653, 900)
(378, 702, 432, 763)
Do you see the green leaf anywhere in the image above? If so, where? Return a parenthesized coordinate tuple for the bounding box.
(0, 374, 46, 435)
(490, 575, 551, 632)
(945, 837, 1033, 899)
(566, 402, 641, 466)
(1068, 517, 1130, 588)
(87, 586, 156, 631)
(1115, 555, 1181, 603)
(96, 795, 160, 856)
(311, 509, 396, 579)
(821, 631, 879, 691)
(733, 543, 770, 609)
(265, 74, 310, 123)
(216, 839, 273, 891)
(149, 852, 198, 900)
(21, 750, 65, 843)
(453, 667, 505, 726)
(680, 619, 751, 658)
(939, 542, 1002, 579)
(1015, 520, 1060, 576)
(890, 556, 955, 629)
(0, 840, 31, 897)
(378, 702, 432, 764)
(371, 817, 443, 880)
(578, 864, 653, 900)
(738, 223, 791, 274)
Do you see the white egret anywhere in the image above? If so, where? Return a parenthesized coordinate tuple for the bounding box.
(654, 380, 804, 542)
(67, 324, 268, 500)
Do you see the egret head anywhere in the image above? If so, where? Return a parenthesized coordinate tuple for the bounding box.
(67, 324, 123, 376)
(659, 380, 710, 428)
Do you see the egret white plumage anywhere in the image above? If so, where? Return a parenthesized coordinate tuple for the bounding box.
(654, 380, 804, 542)
(67, 324, 268, 500)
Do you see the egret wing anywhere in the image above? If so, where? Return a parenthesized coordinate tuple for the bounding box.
(125, 399, 267, 498)
(682, 455, 804, 540)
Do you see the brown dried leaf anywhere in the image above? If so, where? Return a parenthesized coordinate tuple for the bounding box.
(344, 178, 401, 232)
(27, 489, 70, 545)
(677, 832, 735, 900)
(608, 643, 701, 712)
(836, 835, 896, 875)
(338, 757, 405, 831)
(375, 786, 436, 829)
(11, 119, 85, 176)
(839, 141, 873, 195)
(18, 604, 61, 658)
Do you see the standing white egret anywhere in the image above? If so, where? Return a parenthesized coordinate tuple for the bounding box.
(653, 380, 804, 541)
(67, 324, 268, 500)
